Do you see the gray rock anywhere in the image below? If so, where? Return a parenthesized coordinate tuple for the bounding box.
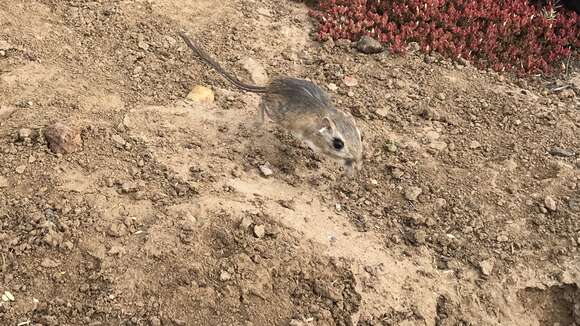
(356, 36, 383, 54)
(549, 147, 575, 158)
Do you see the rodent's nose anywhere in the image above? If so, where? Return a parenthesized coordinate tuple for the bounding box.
(343, 163, 356, 177)
(345, 158, 361, 168)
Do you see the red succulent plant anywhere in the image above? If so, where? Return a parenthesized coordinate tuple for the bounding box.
(309, 0, 579, 75)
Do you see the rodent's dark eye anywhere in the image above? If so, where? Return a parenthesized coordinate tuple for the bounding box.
(332, 138, 344, 150)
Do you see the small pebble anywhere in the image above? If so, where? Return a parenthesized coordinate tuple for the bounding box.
(394, 80, 406, 89)
(435, 198, 447, 209)
(137, 34, 149, 50)
(240, 216, 253, 230)
(469, 141, 481, 149)
(259, 164, 273, 177)
(111, 134, 126, 147)
(544, 196, 557, 212)
(253, 224, 266, 238)
(0, 176, 8, 188)
(479, 258, 494, 276)
(79, 284, 90, 292)
(15, 165, 26, 174)
(120, 182, 138, 193)
(186, 85, 215, 104)
(17, 128, 33, 141)
(107, 223, 128, 238)
(392, 168, 404, 179)
(149, 317, 161, 326)
(343, 76, 358, 87)
(414, 230, 427, 244)
(289, 319, 305, 326)
(497, 235, 509, 242)
(0, 40, 13, 51)
(356, 36, 383, 54)
(386, 143, 397, 153)
(568, 198, 579, 212)
(108, 246, 125, 256)
(40, 258, 61, 268)
(219, 270, 231, 281)
(1, 291, 14, 302)
(405, 186, 423, 201)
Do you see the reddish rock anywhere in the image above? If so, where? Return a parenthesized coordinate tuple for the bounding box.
(44, 122, 82, 154)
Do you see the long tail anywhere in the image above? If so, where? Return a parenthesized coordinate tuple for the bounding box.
(178, 31, 268, 93)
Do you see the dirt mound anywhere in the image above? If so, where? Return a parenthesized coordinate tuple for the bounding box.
(0, 0, 579, 325)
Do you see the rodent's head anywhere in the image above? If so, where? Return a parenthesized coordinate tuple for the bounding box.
(308, 114, 363, 175)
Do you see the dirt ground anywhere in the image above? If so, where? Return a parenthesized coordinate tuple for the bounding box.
(0, 0, 579, 325)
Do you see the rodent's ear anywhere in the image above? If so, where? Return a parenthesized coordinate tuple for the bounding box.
(319, 117, 336, 133)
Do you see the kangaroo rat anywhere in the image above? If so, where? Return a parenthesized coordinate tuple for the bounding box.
(178, 32, 363, 175)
